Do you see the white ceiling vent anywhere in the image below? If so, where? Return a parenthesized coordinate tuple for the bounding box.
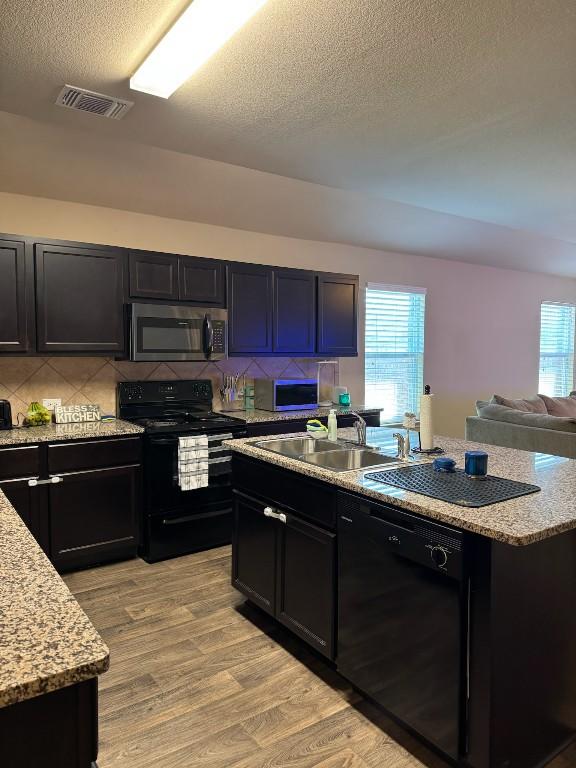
(55, 85, 134, 119)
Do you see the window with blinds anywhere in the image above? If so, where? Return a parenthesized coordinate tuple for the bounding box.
(365, 285, 426, 422)
(538, 302, 576, 397)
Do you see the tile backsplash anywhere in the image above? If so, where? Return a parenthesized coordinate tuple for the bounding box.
(0, 357, 331, 423)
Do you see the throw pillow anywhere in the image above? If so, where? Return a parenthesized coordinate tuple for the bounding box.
(538, 393, 576, 418)
(491, 394, 547, 413)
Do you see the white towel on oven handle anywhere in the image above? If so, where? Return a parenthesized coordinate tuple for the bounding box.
(178, 434, 209, 490)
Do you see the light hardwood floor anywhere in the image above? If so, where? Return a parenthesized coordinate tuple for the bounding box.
(65, 547, 576, 768)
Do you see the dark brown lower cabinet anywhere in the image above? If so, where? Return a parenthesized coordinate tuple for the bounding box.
(49, 464, 140, 572)
(232, 491, 278, 615)
(232, 489, 336, 659)
(0, 437, 141, 571)
(244, 410, 381, 438)
(0, 477, 50, 553)
(0, 678, 98, 768)
(0, 444, 49, 553)
(277, 513, 335, 658)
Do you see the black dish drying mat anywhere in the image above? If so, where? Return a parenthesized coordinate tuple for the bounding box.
(364, 464, 541, 508)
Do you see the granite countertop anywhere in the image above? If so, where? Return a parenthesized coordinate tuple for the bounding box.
(225, 426, 576, 546)
(0, 489, 109, 709)
(217, 404, 380, 424)
(0, 418, 144, 447)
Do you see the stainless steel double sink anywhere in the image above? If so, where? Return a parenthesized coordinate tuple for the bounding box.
(255, 436, 405, 472)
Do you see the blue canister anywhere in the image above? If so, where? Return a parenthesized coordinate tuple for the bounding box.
(433, 457, 456, 473)
(465, 450, 488, 478)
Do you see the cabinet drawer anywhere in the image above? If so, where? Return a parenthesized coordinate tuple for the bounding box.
(48, 437, 142, 473)
(0, 445, 41, 480)
(232, 454, 336, 529)
(147, 505, 232, 563)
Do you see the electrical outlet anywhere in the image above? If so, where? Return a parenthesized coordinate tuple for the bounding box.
(42, 398, 62, 411)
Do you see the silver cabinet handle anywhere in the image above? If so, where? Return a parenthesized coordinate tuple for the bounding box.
(263, 507, 287, 524)
(28, 476, 64, 487)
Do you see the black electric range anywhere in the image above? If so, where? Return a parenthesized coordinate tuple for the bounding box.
(118, 380, 246, 563)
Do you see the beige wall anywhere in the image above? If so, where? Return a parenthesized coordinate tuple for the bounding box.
(1, 191, 575, 437)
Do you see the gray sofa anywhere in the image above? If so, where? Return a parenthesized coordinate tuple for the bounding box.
(465, 400, 576, 459)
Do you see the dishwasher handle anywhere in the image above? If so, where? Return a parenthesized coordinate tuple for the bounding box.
(367, 507, 414, 532)
(338, 496, 464, 580)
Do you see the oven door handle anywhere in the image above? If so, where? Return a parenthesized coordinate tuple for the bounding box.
(161, 508, 233, 526)
(203, 313, 214, 357)
(149, 433, 236, 445)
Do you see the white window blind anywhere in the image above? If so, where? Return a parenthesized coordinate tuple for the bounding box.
(365, 285, 426, 422)
(538, 302, 576, 397)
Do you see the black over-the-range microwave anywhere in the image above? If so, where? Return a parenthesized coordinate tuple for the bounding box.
(130, 303, 227, 362)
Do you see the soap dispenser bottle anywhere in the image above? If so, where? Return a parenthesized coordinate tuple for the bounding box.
(327, 409, 338, 441)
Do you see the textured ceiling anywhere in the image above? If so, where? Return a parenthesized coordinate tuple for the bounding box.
(0, 0, 575, 270)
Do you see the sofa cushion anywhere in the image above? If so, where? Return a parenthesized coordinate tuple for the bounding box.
(476, 403, 576, 432)
(538, 393, 576, 417)
(491, 394, 547, 413)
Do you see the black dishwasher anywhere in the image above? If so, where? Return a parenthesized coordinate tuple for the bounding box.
(337, 492, 468, 760)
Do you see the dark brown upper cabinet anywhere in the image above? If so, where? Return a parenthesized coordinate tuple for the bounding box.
(228, 263, 274, 354)
(35, 243, 125, 354)
(129, 250, 179, 301)
(273, 268, 316, 355)
(128, 250, 225, 306)
(317, 272, 359, 356)
(228, 263, 358, 357)
(179, 256, 225, 305)
(0, 237, 29, 353)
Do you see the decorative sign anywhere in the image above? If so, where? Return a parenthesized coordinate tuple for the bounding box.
(54, 404, 101, 424)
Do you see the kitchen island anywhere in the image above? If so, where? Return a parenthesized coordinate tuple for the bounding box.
(0, 487, 109, 767)
(226, 427, 576, 768)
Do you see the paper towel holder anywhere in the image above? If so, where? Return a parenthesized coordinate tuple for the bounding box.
(412, 384, 445, 455)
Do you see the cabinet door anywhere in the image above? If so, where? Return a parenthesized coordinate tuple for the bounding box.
(317, 273, 359, 356)
(0, 479, 50, 554)
(273, 268, 316, 354)
(0, 238, 29, 352)
(35, 243, 125, 353)
(228, 263, 273, 354)
(179, 256, 225, 306)
(129, 250, 179, 300)
(277, 513, 336, 658)
(232, 492, 277, 615)
(49, 464, 139, 571)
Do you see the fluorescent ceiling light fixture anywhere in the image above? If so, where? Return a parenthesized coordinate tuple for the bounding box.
(130, 0, 271, 98)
